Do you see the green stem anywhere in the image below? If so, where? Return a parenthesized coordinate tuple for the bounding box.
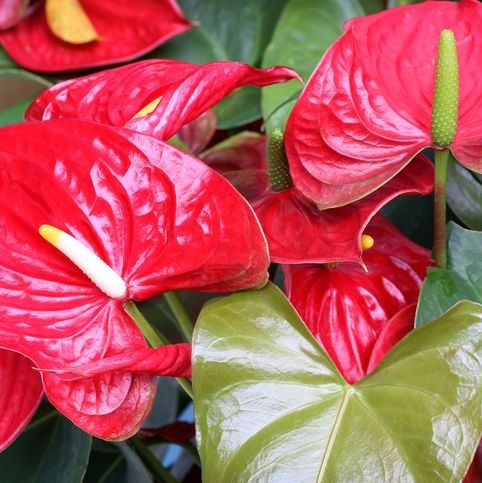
(124, 300, 193, 399)
(164, 292, 193, 342)
(124, 300, 167, 347)
(433, 149, 449, 269)
(130, 436, 178, 483)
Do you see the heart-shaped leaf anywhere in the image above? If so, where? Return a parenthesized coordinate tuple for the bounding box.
(416, 222, 482, 326)
(261, 0, 363, 130)
(193, 283, 482, 482)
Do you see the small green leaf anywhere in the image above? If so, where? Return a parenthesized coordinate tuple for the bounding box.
(261, 0, 363, 130)
(416, 222, 482, 326)
(193, 283, 482, 482)
(447, 155, 482, 230)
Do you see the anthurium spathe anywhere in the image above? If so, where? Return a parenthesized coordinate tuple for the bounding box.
(283, 216, 432, 383)
(251, 132, 433, 263)
(0, 0, 190, 72)
(285, 0, 482, 208)
(0, 118, 269, 443)
(0, 350, 43, 451)
(25, 59, 301, 140)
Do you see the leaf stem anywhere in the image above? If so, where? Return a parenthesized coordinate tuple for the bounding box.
(164, 292, 193, 341)
(130, 435, 178, 483)
(124, 300, 193, 399)
(433, 149, 449, 268)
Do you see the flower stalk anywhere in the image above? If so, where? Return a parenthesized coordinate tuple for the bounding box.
(164, 292, 193, 341)
(433, 149, 449, 269)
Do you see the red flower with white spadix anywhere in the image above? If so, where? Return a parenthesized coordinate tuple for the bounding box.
(0, 118, 269, 448)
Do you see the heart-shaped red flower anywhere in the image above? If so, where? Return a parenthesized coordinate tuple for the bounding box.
(0, 118, 269, 445)
(0, 0, 191, 72)
(286, 0, 482, 208)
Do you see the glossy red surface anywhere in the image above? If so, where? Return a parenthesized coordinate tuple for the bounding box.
(0, 0, 191, 72)
(284, 217, 432, 384)
(0, 350, 43, 451)
(0, 0, 27, 29)
(27, 60, 301, 139)
(285, 0, 482, 208)
(0, 119, 269, 442)
(253, 154, 433, 264)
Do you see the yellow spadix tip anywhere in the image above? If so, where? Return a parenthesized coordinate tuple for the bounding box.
(132, 97, 162, 119)
(361, 234, 375, 251)
(39, 224, 62, 245)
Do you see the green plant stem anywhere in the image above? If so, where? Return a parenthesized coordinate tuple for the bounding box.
(124, 300, 193, 399)
(130, 435, 178, 483)
(433, 149, 449, 269)
(164, 292, 193, 341)
(124, 300, 168, 347)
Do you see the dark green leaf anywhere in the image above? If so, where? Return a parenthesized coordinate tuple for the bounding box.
(0, 403, 91, 483)
(359, 0, 384, 14)
(447, 155, 482, 230)
(214, 87, 261, 129)
(261, 0, 363, 130)
(416, 223, 482, 325)
(193, 283, 482, 482)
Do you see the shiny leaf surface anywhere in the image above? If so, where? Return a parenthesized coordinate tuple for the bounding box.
(261, 0, 363, 130)
(416, 222, 482, 326)
(193, 283, 482, 482)
(0, 0, 191, 72)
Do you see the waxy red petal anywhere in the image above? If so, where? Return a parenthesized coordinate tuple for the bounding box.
(286, 0, 482, 207)
(26, 59, 197, 125)
(253, 154, 433, 264)
(0, 0, 191, 72)
(0, 119, 267, 439)
(121, 129, 270, 296)
(27, 61, 301, 140)
(284, 217, 432, 384)
(366, 304, 416, 374)
(0, 350, 43, 451)
(45, 344, 191, 380)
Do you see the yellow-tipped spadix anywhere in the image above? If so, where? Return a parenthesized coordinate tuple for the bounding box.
(361, 234, 375, 251)
(39, 224, 127, 299)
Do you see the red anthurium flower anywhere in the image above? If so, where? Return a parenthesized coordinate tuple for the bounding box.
(284, 216, 433, 383)
(251, 151, 433, 264)
(0, 0, 191, 72)
(25, 59, 301, 136)
(285, 0, 482, 208)
(0, 118, 269, 445)
(0, 351, 43, 451)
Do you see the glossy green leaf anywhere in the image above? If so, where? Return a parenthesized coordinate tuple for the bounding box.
(447, 155, 482, 230)
(193, 283, 482, 482)
(0, 403, 92, 483)
(261, 0, 363, 130)
(151, 0, 287, 129)
(416, 223, 482, 326)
